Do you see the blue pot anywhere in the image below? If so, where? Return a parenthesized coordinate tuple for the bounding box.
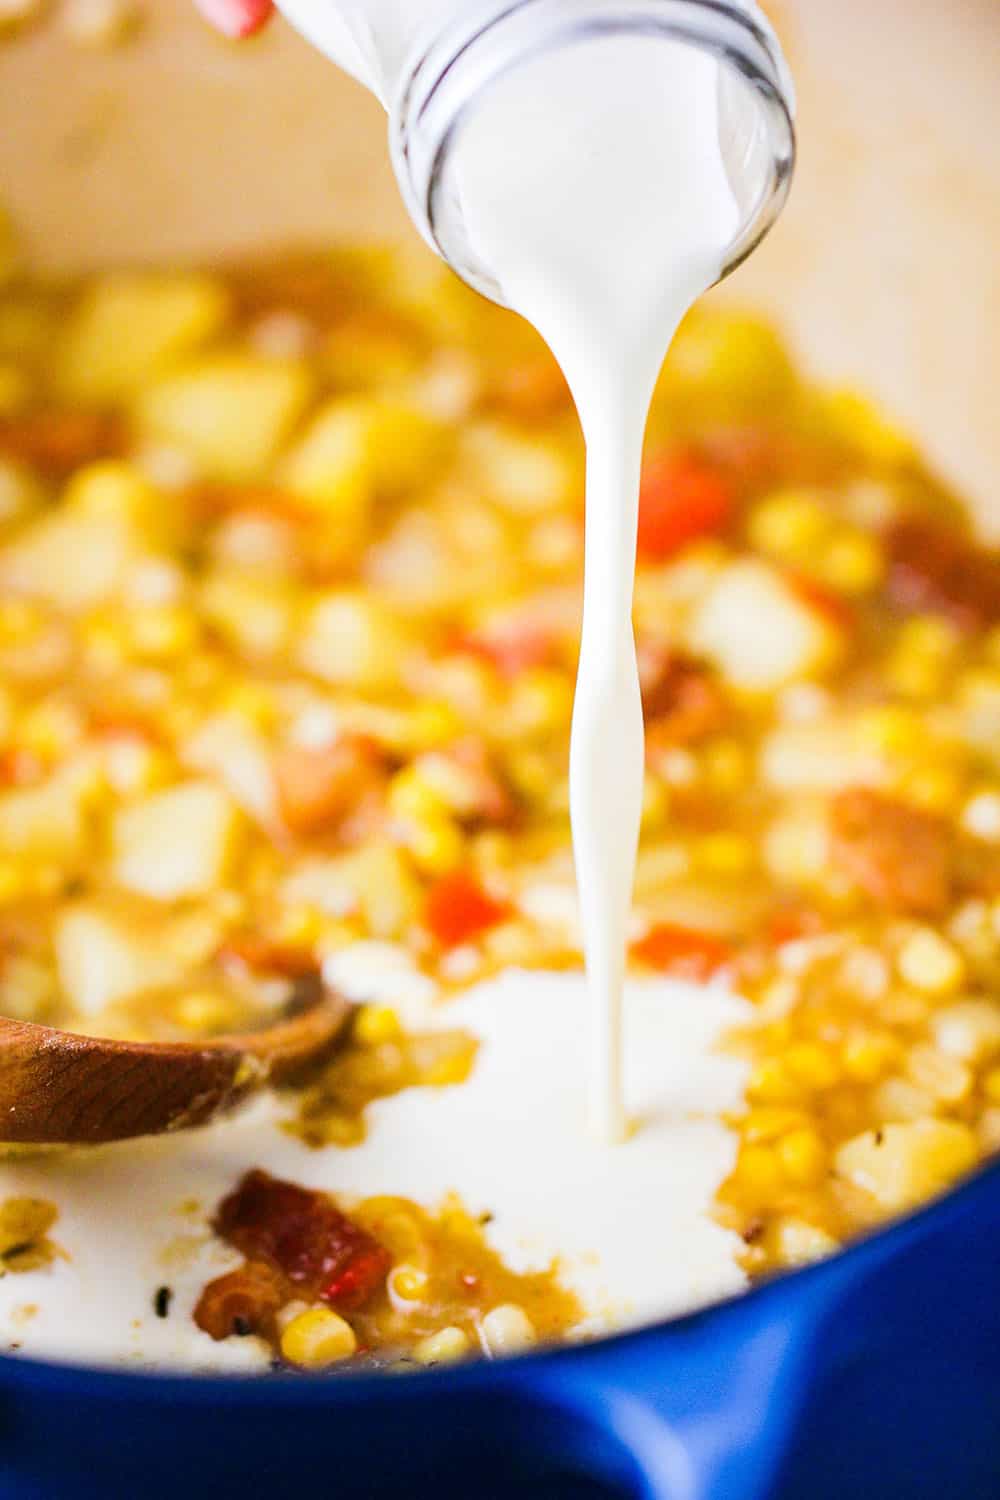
(1, 1158, 998, 1499)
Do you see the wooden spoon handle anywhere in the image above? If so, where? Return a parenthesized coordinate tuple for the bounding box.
(0, 989, 352, 1145)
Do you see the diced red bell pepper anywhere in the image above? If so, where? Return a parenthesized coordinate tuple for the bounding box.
(632, 924, 733, 981)
(637, 453, 733, 562)
(424, 870, 510, 949)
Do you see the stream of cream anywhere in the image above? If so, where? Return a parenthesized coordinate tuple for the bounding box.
(455, 36, 742, 1138)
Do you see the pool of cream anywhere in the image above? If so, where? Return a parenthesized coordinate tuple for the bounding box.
(0, 959, 749, 1371)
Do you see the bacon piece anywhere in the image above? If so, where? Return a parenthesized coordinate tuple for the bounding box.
(193, 1260, 286, 1342)
(274, 737, 381, 836)
(0, 409, 125, 479)
(632, 924, 733, 981)
(829, 787, 954, 917)
(217, 932, 318, 980)
(639, 647, 728, 744)
(214, 1170, 390, 1312)
(424, 870, 510, 949)
(885, 515, 1000, 632)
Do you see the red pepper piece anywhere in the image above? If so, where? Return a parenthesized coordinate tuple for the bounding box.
(424, 870, 511, 949)
(632, 924, 733, 981)
(637, 453, 733, 562)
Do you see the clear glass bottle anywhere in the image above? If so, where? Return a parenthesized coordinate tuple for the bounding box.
(275, 0, 795, 305)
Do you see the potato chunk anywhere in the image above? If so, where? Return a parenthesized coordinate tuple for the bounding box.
(54, 903, 177, 1016)
(297, 592, 409, 693)
(112, 781, 243, 901)
(56, 272, 230, 403)
(834, 1119, 978, 1214)
(135, 355, 312, 482)
(688, 558, 843, 690)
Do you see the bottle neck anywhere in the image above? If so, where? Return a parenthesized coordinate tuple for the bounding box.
(390, 0, 795, 306)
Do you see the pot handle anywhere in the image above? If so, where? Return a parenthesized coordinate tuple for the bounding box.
(510, 1162, 1000, 1500)
(518, 1277, 827, 1500)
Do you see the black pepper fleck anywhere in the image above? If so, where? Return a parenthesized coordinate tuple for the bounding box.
(232, 1315, 253, 1337)
(153, 1286, 172, 1319)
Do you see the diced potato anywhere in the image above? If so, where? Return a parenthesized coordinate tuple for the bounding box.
(282, 844, 420, 939)
(200, 570, 297, 662)
(56, 272, 230, 403)
(278, 401, 372, 568)
(0, 510, 141, 612)
(834, 1119, 978, 1214)
(112, 781, 243, 901)
(687, 559, 843, 691)
(282, 397, 444, 507)
(183, 714, 278, 828)
(0, 767, 92, 860)
(297, 591, 409, 693)
(760, 721, 885, 794)
(54, 902, 178, 1016)
(135, 355, 312, 482)
(463, 421, 577, 514)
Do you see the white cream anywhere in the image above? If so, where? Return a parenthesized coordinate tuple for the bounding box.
(0, 968, 748, 1369)
(454, 37, 741, 1137)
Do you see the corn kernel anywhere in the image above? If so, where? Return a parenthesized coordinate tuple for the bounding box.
(388, 767, 447, 825)
(777, 1127, 827, 1185)
(741, 1107, 808, 1144)
(388, 1263, 429, 1304)
(695, 832, 754, 878)
(174, 992, 240, 1033)
(842, 1032, 899, 1083)
(825, 528, 885, 593)
(900, 763, 964, 817)
(414, 1326, 471, 1367)
(354, 1005, 403, 1047)
(506, 668, 573, 738)
(905, 1045, 972, 1105)
(733, 1143, 784, 1195)
(480, 1304, 537, 1357)
(961, 790, 1000, 843)
(702, 740, 749, 793)
(273, 904, 323, 949)
(129, 605, 198, 661)
(0, 860, 27, 903)
(748, 489, 830, 559)
(785, 1042, 840, 1090)
(406, 814, 465, 877)
(896, 928, 966, 996)
(855, 705, 925, 757)
(280, 1307, 357, 1369)
(931, 1001, 1000, 1064)
(748, 1057, 802, 1105)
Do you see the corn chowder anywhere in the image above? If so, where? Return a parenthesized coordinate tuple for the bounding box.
(0, 248, 998, 1367)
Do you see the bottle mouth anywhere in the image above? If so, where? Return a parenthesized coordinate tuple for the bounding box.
(392, 0, 796, 307)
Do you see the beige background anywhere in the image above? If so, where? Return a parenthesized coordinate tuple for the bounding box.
(0, 0, 997, 522)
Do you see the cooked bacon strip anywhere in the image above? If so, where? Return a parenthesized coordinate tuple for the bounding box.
(885, 515, 1000, 631)
(0, 409, 125, 479)
(829, 787, 955, 917)
(639, 647, 728, 744)
(213, 1169, 391, 1312)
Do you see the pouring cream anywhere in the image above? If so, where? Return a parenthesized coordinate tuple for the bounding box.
(273, 0, 794, 1141)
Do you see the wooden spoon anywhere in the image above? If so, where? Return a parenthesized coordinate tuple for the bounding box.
(0, 977, 352, 1145)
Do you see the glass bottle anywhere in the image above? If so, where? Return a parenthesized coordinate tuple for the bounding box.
(275, 0, 795, 304)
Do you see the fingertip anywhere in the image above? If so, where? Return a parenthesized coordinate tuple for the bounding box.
(195, 0, 275, 39)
